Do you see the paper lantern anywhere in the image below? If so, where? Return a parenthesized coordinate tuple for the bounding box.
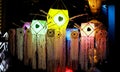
(22, 22, 31, 33)
(88, 0, 102, 14)
(80, 22, 95, 71)
(47, 8, 69, 72)
(30, 20, 47, 69)
(47, 8, 69, 30)
(8, 29, 16, 56)
(66, 28, 79, 71)
(16, 28, 24, 61)
(46, 29, 55, 72)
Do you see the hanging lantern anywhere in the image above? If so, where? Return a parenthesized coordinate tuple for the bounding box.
(80, 22, 95, 71)
(8, 29, 16, 56)
(88, 0, 102, 14)
(16, 28, 24, 61)
(22, 22, 31, 33)
(47, 8, 69, 30)
(66, 28, 79, 71)
(30, 20, 47, 69)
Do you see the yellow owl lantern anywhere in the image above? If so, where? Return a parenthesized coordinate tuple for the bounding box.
(47, 8, 69, 30)
(88, 0, 102, 14)
(31, 20, 47, 35)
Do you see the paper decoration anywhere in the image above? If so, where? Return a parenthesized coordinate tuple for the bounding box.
(80, 22, 95, 71)
(30, 20, 47, 69)
(16, 28, 24, 61)
(66, 28, 79, 71)
(8, 29, 16, 56)
(47, 7, 69, 72)
(46, 29, 55, 72)
(24, 29, 32, 66)
(22, 22, 31, 33)
(88, 0, 102, 14)
(47, 8, 69, 30)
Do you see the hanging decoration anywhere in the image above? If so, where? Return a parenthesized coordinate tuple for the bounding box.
(66, 28, 79, 71)
(95, 29, 107, 61)
(80, 22, 95, 71)
(23, 22, 31, 65)
(16, 28, 24, 61)
(46, 29, 55, 72)
(8, 29, 16, 56)
(88, 0, 102, 14)
(30, 20, 47, 69)
(22, 22, 31, 33)
(24, 29, 32, 66)
(47, 0, 69, 72)
(89, 19, 107, 62)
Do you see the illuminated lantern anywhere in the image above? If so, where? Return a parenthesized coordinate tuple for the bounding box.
(16, 28, 24, 61)
(66, 28, 79, 71)
(8, 29, 16, 56)
(89, 19, 107, 61)
(46, 0, 69, 71)
(22, 22, 31, 65)
(30, 20, 47, 69)
(80, 22, 95, 71)
(95, 29, 107, 61)
(47, 9, 69, 72)
(24, 29, 32, 66)
(22, 22, 31, 33)
(46, 29, 55, 72)
(88, 0, 102, 14)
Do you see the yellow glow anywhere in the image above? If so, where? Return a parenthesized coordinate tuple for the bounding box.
(47, 8, 69, 30)
(88, 0, 102, 13)
(81, 22, 95, 37)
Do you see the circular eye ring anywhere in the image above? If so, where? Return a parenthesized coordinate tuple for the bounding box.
(71, 31, 79, 39)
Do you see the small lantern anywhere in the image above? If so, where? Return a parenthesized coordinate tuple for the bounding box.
(88, 0, 102, 14)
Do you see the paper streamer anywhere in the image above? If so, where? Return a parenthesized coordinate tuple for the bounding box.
(16, 28, 24, 61)
(8, 29, 16, 56)
(37, 34, 46, 69)
(46, 29, 55, 72)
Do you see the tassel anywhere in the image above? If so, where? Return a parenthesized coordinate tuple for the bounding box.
(31, 34, 37, 69)
(16, 28, 24, 61)
(8, 29, 16, 56)
(54, 30, 66, 72)
(37, 34, 46, 69)
(70, 30, 79, 71)
(46, 29, 55, 72)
